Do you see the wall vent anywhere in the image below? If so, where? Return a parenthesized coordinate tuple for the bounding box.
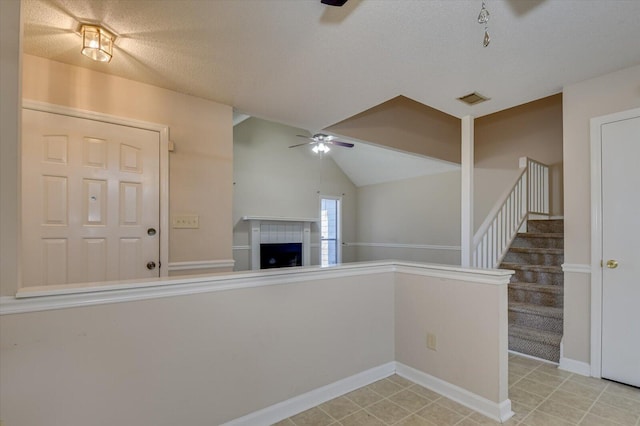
(457, 92, 490, 105)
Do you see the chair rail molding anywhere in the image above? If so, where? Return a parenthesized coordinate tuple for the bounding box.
(561, 263, 591, 274)
(168, 259, 235, 272)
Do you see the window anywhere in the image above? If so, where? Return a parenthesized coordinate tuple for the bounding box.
(320, 197, 341, 266)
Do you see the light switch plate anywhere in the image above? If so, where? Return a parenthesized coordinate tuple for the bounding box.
(173, 215, 199, 229)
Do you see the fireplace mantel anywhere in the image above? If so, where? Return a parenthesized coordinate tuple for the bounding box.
(242, 216, 318, 223)
(242, 217, 318, 270)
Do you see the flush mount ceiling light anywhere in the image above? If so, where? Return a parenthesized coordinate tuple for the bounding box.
(80, 24, 115, 62)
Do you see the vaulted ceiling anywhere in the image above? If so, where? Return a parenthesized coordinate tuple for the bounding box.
(21, 0, 640, 134)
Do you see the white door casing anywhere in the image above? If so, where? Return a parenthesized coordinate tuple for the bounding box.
(590, 107, 640, 386)
(21, 103, 169, 286)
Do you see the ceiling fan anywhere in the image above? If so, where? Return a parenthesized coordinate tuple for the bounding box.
(289, 133, 354, 154)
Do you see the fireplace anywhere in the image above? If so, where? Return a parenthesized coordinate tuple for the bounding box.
(243, 216, 317, 270)
(260, 243, 302, 269)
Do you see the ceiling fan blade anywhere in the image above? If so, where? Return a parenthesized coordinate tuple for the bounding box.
(296, 134, 316, 142)
(288, 141, 316, 148)
(329, 140, 355, 148)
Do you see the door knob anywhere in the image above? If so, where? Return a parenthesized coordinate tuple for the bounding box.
(146, 261, 157, 270)
(147, 227, 157, 236)
(606, 259, 619, 269)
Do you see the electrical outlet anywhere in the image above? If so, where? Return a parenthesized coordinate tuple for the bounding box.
(426, 333, 437, 351)
(172, 215, 199, 229)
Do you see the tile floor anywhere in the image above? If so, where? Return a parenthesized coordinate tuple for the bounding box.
(273, 354, 640, 426)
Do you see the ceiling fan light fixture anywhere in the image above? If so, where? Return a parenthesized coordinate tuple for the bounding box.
(312, 143, 330, 154)
(80, 24, 115, 63)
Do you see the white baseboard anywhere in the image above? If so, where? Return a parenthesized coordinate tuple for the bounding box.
(395, 362, 513, 423)
(559, 357, 591, 377)
(509, 350, 558, 365)
(221, 362, 395, 426)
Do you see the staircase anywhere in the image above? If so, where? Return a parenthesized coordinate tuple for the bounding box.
(501, 219, 564, 362)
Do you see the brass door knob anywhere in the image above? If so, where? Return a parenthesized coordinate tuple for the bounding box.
(606, 259, 619, 269)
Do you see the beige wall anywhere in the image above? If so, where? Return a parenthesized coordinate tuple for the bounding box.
(20, 55, 233, 278)
(354, 171, 461, 265)
(395, 273, 508, 402)
(562, 64, 640, 363)
(233, 117, 358, 270)
(474, 94, 564, 228)
(0, 0, 21, 296)
(325, 95, 461, 164)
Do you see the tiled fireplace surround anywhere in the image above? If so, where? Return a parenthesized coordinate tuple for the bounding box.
(243, 216, 317, 270)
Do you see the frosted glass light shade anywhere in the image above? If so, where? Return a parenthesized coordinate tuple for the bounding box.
(81, 25, 114, 63)
(312, 143, 330, 154)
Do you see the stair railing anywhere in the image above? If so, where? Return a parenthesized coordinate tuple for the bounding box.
(472, 157, 550, 268)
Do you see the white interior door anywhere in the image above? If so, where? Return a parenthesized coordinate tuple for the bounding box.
(600, 114, 640, 387)
(22, 108, 161, 286)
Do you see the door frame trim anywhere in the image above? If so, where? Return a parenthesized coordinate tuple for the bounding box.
(22, 100, 170, 280)
(589, 106, 640, 378)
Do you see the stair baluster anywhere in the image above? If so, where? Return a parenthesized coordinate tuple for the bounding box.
(473, 157, 549, 269)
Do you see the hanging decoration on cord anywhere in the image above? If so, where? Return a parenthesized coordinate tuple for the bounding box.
(478, 0, 490, 47)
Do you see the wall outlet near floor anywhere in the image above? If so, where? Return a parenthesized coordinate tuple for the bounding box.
(172, 215, 199, 229)
(426, 333, 437, 351)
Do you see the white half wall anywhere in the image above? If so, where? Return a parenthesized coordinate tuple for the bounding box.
(0, 262, 511, 425)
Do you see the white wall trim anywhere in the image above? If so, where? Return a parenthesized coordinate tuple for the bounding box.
(346, 242, 461, 251)
(394, 263, 512, 285)
(224, 361, 514, 425)
(559, 357, 591, 377)
(461, 115, 474, 267)
(508, 350, 558, 365)
(589, 106, 640, 378)
(395, 362, 513, 423)
(167, 259, 235, 272)
(2, 261, 510, 315)
(21, 100, 171, 279)
(561, 263, 591, 274)
(221, 362, 395, 426)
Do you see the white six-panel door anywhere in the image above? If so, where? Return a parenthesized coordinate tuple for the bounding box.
(600, 114, 640, 387)
(22, 109, 161, 286)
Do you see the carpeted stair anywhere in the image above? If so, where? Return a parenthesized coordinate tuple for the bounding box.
(501, 219, 564, 362)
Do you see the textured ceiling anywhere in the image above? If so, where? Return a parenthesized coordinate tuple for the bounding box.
(21, 0, 640, 133)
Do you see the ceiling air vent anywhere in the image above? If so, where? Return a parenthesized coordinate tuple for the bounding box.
(457, 92, 490, 106)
